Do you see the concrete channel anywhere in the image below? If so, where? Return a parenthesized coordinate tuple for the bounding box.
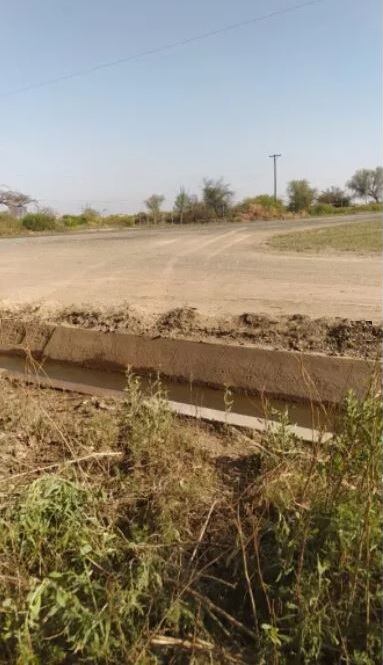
(0, 318, 378, 441)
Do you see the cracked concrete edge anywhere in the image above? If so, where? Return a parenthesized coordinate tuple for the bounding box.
(0, 318, 378, 404)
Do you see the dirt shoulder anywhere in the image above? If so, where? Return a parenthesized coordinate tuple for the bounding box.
(1, 303, 381, 359)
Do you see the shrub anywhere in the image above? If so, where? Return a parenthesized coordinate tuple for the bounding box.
(350, 202, 383, 212)
(310, 203, 337, 216)
(22, 212, 57, 231)
(235, 195, 287, 220)
(61, 214, 88, 227)
(317, 187, 351, 207)
(0, 375, 381, 664)
(61, 209, 102, 227)
(104, 214, 135, 227)
(253, 194, 285, 211)
(81, 207, 100, 223)
(0, 212, 22, 236)
(310, 202, 383, 217)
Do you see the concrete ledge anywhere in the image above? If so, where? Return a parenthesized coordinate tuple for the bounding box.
(0, 319, 54, 355)
(0, 319, 378, 404)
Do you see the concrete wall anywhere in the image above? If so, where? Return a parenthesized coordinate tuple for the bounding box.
(0, 319, 378, 404)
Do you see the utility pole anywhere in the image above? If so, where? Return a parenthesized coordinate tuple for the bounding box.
(269, 153, 282, 201)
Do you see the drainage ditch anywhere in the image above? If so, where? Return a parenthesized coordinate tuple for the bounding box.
(0, 353, 338, 434)
(0, 320, 377, 441)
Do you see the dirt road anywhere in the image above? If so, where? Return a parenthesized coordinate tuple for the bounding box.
(0, 214, 381, 320)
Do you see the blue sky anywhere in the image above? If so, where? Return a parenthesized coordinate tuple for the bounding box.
(1, 0, 381, 213)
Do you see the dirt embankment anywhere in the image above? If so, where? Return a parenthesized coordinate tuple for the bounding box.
(1, 303, 381, 359)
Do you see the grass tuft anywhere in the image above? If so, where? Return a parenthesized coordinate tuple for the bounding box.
(0, 375, 381, 663)
(268, 219, 382, 253)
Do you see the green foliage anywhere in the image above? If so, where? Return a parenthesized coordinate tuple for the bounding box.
(61, 213, 88, 227)
(236, 194, 286, 219)
(259, 391, 382, 663)
(0, 377, 220, 663)
(202, 178, 233, 216)
(310, 202, 383, 217)
(183, 198, 214, 223)
(0, 375, 381, 664)
(287, 179, 316, 212)
(317, 186, 351, 207)
(22, 212, 57, 231)
(61, 208, 100, 227)
(310, 203, 338, 216)
(352, 202, 383, 212)
(144, 194, 165, 222)
(61, 211, 135, 228)
(173, 187, 193, 220)
(253, 194, 285, 211)
(0, 211, 23, 236)
(347, 167, 383, 203)
(104, 214, 135, 227)
(0, 475, 164, 663)
(118, 373, 218, 540)
(81, 207, 100, 223)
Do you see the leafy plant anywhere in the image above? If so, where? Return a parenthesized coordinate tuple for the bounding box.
(22, 211, 57, 231)
(0, 374, 381, 664)
(202, 178, 233, 217)
(287, 179, 316, 212)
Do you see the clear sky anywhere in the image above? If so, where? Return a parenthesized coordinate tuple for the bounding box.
(1, 0, 381, 213)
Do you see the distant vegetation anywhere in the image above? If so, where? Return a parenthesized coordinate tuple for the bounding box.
(0, 167, 382, 235)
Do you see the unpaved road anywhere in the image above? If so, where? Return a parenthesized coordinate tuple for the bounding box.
(0, 214, 381, 320)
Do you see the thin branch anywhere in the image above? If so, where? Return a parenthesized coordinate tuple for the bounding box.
(150, 635, 213, 651)
(0, 451, 123, 484)
(190, 499, 218, 562)
(187, 588, 258, 641)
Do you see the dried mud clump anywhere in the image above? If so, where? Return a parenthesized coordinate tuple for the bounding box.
(0, 302, 381, 359)
(157, 306, 201, 332)
(53, 305, 152, 335)
(237, 312, 382, 358)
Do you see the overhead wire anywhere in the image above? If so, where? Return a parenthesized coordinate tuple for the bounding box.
(1, 0, 326, 98)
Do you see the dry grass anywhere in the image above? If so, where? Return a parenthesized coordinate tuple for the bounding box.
(268, 219, 382, 253)
(0, 374, 381, 664)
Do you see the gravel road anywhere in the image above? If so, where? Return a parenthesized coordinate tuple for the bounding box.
(0, 213, 381, 320)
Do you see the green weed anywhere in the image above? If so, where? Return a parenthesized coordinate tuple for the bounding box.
(0, 376, 381, 663)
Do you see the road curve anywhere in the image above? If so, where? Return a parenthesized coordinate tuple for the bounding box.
(0, 213, 381, 320)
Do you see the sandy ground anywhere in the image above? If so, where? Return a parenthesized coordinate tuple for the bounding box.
(0, 213, 381, 321)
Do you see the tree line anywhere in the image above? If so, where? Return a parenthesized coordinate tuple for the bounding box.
(144, 167, 383, 222)
(0, 167, 381, 226)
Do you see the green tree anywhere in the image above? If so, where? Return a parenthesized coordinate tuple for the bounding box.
(317, 187, 350, 207)
(347, 167, 383, 202)
(173, 188, 193, 223)
(287, 180, 316, 212)
(144, 194, 165, 223)
(81, 207, 100, 223)
(202, 178, 233, 217)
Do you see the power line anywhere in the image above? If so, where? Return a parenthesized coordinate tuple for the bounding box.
(1, 0, 326, 99)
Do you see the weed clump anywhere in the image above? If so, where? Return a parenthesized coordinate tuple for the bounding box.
(0, 376, 381, 663)
(22, 212, 57, 231)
